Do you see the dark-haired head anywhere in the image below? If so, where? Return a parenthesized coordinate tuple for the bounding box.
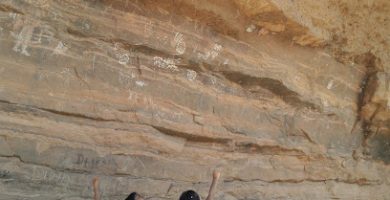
(180, 190, 200, 200)
(126, 192, 143, 200)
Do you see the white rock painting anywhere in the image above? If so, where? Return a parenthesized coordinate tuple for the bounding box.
(186, 69, 197, 82)
(174, 32, 186, 55)
(153, 56, 179, 71)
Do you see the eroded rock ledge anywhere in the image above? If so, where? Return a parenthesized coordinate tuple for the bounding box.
(0, 1, 389, 199)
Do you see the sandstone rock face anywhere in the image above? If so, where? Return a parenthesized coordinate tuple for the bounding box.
(0, 1, 389, 200)
(234, 0, 390, 145)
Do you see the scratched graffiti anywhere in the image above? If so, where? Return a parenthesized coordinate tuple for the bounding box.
(73, 154, 117, 170)
(31, 167, 70, 190)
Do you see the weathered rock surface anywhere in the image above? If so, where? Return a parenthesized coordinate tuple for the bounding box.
(0, 0, 389, 199)
(234, 0, 390, 147)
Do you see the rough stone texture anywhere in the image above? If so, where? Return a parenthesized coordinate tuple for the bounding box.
(0, 0, 389, 200)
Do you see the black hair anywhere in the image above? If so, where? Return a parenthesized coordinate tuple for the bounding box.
(126, 192, 139, 200)
(180, 190, 200, 200)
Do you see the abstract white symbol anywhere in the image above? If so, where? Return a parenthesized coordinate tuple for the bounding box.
(186, 70, 197, 81)
(322, 98, 329, 107)
(128, 90, 136, 100)
(113, 42, 121, 51)
(246, 24, 256, 33)
(197, 52, 209, 61)
(50, 11, 62, 21)
(153, 56, 179, 71)
(210, 44, 222, 59)
(0, 13, 7, 21)
(37, 70, 50, 81)
(53, 41, 68, 55)
(9, 13, 17, 20)
(118, 54, 130, 65)
(60, 68, 73, 86)
(119, 71, 135, 87)
(144, 21, 154, 38)
(211, 76, 217, 85)
(223, 59, 229, 65)
(91, 54, 96, 71)
(387, 82, 390, 110)
(135, 80, 147, 87)
(12, 26, 34, 56)
(83, 23, 90, 31)
(30, 25, 54, 44)
(197, 43, 223, 61)
(12, 23, 54, 56)
(327, 80, 334, 90)
(160, 36, 169, 47)
(25, 0, 50, 8)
